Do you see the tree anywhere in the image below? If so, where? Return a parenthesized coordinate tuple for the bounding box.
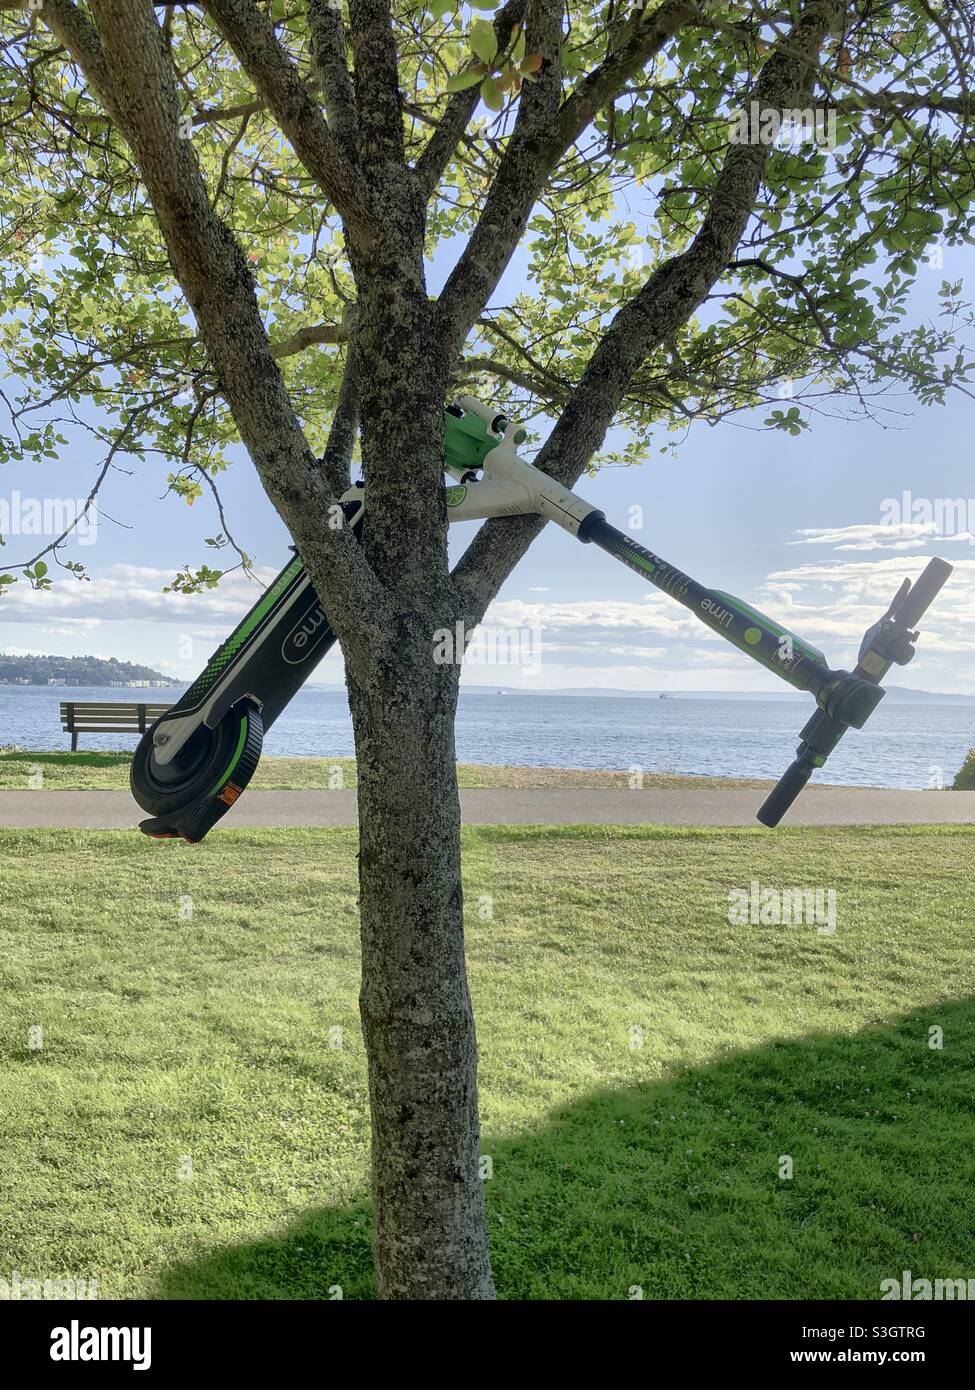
(1, 0, 972, 1298)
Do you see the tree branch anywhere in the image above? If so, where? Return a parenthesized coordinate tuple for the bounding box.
(192, 95, 265, 126)
(834, 91, 975, 117)
(80, 0, 381, 635)
(309, 0, 358, 160)
(200, 0, 378, 250)
(451, 0, 844, 625)
(26, 0, 123, 121)
(732, 256, 975, 405)
(180, 389, 255, 578)
(413, 0, 526, 199)
(347, 0, 403, 167)
(555, 0, 699, 143)
(4, 406, 142, 575)
(271, 320, 349, 359)
(433, 0, 699, 358)
(320, 331, 361, 497)
(452, 355, 568, 406)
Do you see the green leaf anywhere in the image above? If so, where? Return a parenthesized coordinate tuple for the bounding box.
(34, 560, 48, 578)
(480, 75, 503, 111)
(469, 19, 498, 66)
(446, 69, 486, 92)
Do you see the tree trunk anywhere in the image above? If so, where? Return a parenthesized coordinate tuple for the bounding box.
(346, 622, 495, 1299)
(324, 161, 494, 1296)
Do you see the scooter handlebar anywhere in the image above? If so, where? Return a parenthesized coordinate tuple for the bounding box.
(756, 756, 815, 827)
(890, 557, 953, 631)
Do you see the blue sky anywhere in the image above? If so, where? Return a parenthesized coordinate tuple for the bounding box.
(2, 237, 974, 696)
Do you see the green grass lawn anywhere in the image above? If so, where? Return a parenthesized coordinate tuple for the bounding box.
(0, 748, 770, 791)
(1, 824, 973, 1300)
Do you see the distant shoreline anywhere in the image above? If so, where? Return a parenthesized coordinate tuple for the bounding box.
(0, 681, 181, 689)
(2, 681, 973, 704)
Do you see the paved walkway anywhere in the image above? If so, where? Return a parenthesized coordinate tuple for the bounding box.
(1, 787, 973, 829)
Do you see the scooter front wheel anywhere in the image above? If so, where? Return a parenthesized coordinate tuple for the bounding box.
(130, 702, 263, 840)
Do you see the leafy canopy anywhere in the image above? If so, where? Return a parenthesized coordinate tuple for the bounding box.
(0, 0, 973, 594)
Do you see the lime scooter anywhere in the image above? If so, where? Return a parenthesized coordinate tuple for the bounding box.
(131, 397, 952, 840)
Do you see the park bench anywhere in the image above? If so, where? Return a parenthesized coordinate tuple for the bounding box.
(60, 701, 173, 751)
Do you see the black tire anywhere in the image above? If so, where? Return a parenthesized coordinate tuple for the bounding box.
(130, 704, 259, 817)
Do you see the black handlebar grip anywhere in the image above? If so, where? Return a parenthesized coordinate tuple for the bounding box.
(756, 758, 815, 827)
(894, 558, 953, 630)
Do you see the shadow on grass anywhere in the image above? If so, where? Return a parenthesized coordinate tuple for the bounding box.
(158, 997, 975, 1300)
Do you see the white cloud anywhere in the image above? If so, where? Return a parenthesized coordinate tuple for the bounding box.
(790, 521, 975, 552)
(2, 552, 972, 696)
(759, 555, 975, 684)
(0, 564, 275, 625)
(487, 595, 688, 636)
(792, 522, 934, 549)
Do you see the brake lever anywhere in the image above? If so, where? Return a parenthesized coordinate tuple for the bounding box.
(856, 576, 918, 670)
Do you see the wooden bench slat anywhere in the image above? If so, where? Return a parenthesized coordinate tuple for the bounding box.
(60, 704, 172, 714)
(60, 723, 149, 730)
(57, 701, 173, 750)
(60, 712, 159, 721)
(60, 719, 155, 727)
(58, 703, 173, 712)
(60, 731, 143, 737)
(63, 714, 172, 721)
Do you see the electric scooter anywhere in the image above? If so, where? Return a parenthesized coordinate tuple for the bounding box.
(130, 397, 952, 840)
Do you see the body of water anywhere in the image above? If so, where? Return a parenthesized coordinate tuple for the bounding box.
(1, 684, 972, 790)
